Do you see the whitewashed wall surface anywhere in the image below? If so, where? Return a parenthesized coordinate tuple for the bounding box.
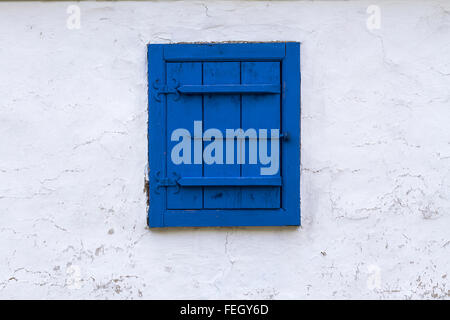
(0, 0, 449, 299)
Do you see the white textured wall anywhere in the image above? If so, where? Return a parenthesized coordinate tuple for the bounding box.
(0, 0, 449, 299)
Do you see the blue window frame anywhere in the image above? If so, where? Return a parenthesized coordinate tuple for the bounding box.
(148, 42, 300, 227)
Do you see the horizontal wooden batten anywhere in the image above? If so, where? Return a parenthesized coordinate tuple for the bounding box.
(163, 43, 286, 61)
(178, 177, 282, 187)
(178, 84, 280, 94)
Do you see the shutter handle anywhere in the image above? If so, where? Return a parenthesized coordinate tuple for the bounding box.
(280, 132, 289, 141)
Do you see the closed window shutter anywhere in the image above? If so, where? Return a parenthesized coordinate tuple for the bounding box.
(148, 43, 300, 227)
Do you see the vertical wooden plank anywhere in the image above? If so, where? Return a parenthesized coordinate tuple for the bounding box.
(203, 62, 241, 208)
(241, 62, 281, 208)
(166, 62, 203, 209)
(148, 44, 166, 227)
(282, 42, 301, 224)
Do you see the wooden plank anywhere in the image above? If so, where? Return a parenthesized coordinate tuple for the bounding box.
(203, 62, 242, 208)
(178, 84, 280, 94)
(147, 44, 166, 227)
(166, 62, 203, 209)
(178, 177, 282, 187)
(163, 43, 286, 61)
(241, 61, 281, 209)
(164, 210, 298, 227)
(281, 42, 301, 225)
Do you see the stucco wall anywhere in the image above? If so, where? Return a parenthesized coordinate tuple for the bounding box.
(0, 0, 449, 299)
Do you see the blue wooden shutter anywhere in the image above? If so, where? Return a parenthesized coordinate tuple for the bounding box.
(148, 43, 300, 227)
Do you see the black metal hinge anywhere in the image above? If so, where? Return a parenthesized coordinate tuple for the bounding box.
(152, 79, 180, 102)
(154, 171, 180, 194)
